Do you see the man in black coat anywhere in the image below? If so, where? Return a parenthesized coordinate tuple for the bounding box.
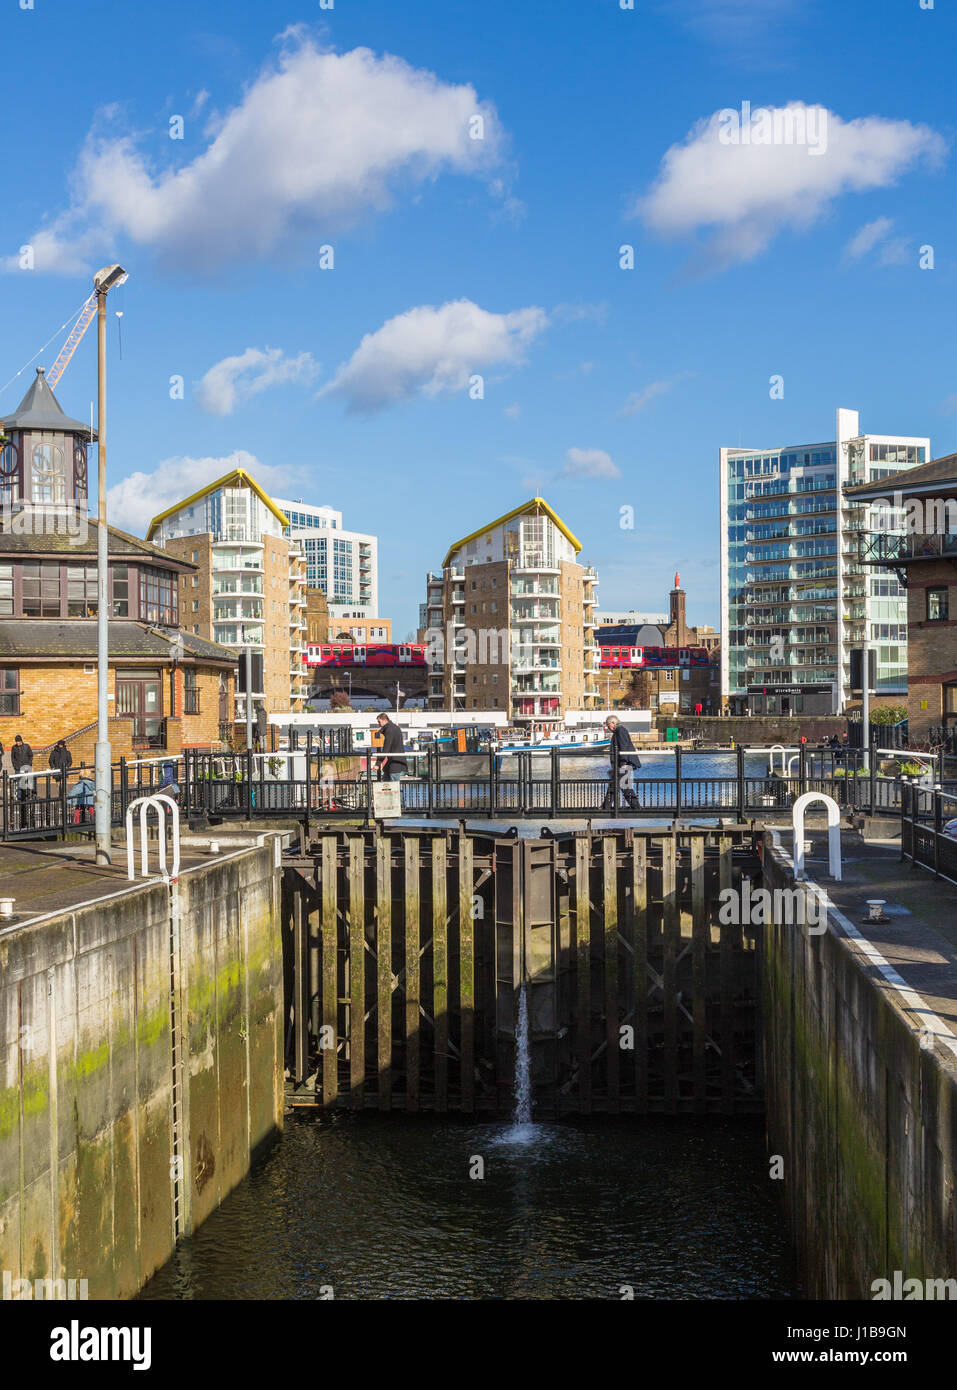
(11, 734, 32, 772)
(374, 713, 408, 782)
(49, 740, 73, 780)
(602, 715, 642, 811)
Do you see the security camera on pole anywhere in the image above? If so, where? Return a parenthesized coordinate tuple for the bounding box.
(93, 264, 128, 866)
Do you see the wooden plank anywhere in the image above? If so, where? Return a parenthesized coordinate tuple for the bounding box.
(691, 837, 707, 1112)
(632, 838, 648, 1113)
(719, 834, 735, 1111)
(292, 880, 308, 1084)
(459, 834, 475, 1112)
(321, 836, 338, 1107)
(661, 834, 678, 1113)
(405, 837, 421, 1111)
(433, 837, 449, 1113)
(348, 836, 365, 1105)
(575, 835, 592, 1114)
(376, 833, 392, 1111)
(603, 837, 619, 1112)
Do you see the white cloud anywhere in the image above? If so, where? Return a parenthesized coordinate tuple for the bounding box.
(319, 299, 547, 412)
(635, 104, 945, 272)
(620, 372, 694, 417)
(559, 447, 620, 480)
(196, 347, 319, 416)
(845, 216, 894, 259)
(504, 402, 521, 418)
(11, 35, 508, 273)
(844, 216, 912, 267)
(108, 449, 304, 537)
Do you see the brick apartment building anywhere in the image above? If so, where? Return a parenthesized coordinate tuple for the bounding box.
(147, 469, 309, 719)
(0, 368, 237, 761)
(422, 497, 600, 721)
(596, 575, 721, 715)
(848, 454, 957, 743)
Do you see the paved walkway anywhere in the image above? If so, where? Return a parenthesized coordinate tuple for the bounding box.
(0, 826, 288, 924)
(783, 827, 957, 1054)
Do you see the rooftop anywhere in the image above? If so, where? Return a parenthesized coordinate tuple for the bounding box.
(442, 497, 582, 569)
(2, 367, 95, 437)
(146, 468, 290, 539)
(0, 620, 237, 665)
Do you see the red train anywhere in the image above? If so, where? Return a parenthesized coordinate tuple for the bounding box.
(599, 645, 711, 669)
(307, 642, 428, 668)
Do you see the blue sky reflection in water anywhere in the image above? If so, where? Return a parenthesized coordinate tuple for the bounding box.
(141, 1114, 800, 1300)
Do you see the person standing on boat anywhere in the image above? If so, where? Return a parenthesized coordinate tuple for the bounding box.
(374, 712, 408, 782)
(602, 716, 642, 811)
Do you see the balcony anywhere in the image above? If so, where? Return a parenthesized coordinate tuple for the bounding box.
(215, 625, 264, 647)
(213, 599, 264, 624)
(512, 679, 562, 696)
(511, 581, 559, 597)
(860, 531, 957, 565)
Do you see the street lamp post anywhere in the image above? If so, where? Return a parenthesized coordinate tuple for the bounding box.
(93, 264, 128, 866)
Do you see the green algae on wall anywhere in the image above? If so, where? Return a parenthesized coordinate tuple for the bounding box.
(0, 841, 284, 1300)
(762, 840, 957, 1298)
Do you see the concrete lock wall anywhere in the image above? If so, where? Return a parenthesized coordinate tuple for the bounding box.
(762, 841, 957, 1298)
(0, 843, 284, 1299)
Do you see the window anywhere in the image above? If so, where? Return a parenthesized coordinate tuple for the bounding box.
(22, 561, 60, 616)
(140, 566, 179, 625)
(0, 563, 12, 616)
(0, 668, 19, 715)
(66, 563, 97, 617)
(927, 588, 949, 622)
(191, 551, 199, 562)
(30, 442, 67, 504)
(183, 668, 200, 715)
(111, 565, 129, 617)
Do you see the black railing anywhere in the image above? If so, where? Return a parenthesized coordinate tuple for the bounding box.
(0, 740, 929, 841)
(901, 780, 957, 882)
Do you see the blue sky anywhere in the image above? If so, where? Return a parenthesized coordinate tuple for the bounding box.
(2, 0, 955, 634)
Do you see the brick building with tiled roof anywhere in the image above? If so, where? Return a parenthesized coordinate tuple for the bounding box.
(0, 368, 238, 760)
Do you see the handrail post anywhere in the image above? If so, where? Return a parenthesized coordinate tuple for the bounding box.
(550, 745, 559, 819)
(799, 743, 807, 797)
(60, 762, 68, 841)
(489, 747, 497, 818)
(426, 745, 434, 819)
(674, 743, 682, 821)
(365, 745, 373, 826)
(2, 768, 7, 841)
(933, 783, 942, 879)
(611, 738, 619, 819)
(304, 734, 311, 839)
(245, 747, 252, 821)
(736, 744, 745, 821)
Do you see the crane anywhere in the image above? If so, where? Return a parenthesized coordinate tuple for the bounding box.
(46, 293, 98, 389)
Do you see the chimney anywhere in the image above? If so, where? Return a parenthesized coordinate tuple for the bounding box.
(669, 572, 687, 646)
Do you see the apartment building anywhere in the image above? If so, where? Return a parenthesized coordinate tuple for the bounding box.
(720, 408, 929, 715)
(148, 469, 309, 717)
(274, 497, 378, 625)
(423, 497, 600, 721)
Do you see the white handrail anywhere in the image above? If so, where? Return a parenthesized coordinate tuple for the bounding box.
(792, 791, 841, 882)
(126, 793, 180, 882)
(768, 744, 787, 775)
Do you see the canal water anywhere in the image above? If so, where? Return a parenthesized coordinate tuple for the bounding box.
(140, 1113, 800, 1300)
